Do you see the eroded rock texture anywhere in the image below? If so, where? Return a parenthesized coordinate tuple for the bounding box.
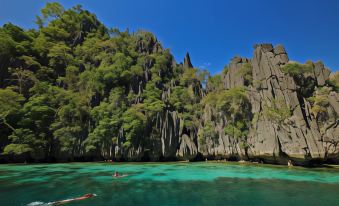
(201, 44, 338, 165)
(113, 43, 338, 165)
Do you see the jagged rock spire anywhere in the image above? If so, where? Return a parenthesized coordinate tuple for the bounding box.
(183, 52, 193, 68)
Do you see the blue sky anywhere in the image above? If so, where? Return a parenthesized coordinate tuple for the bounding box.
(1, 0, 339, 73)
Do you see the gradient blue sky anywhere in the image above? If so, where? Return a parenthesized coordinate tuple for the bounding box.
(1, 0, 339, 73)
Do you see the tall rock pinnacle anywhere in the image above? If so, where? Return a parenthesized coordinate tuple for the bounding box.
(183, 52, 193, 68)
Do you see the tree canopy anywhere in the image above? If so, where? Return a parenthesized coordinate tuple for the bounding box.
(0, 2, 337, 162)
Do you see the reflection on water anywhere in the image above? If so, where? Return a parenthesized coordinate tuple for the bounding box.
(0, 162, 338, 206)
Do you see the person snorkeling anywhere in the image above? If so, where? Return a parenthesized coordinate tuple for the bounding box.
(113, 171, 120, 177)
(51, 193, 95, 205)
(112, 171, 128, 178)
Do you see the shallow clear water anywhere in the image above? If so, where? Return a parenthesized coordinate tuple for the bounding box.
(0, 162, 338, 206)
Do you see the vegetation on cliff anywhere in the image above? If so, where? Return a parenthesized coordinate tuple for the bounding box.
(0, 3, 202, 161)
(0, 2, 338, 164)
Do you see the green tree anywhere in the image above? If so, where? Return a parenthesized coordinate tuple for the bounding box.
(3, 143, 33, 156)
(198, 121, 217, 146)
(282, 62, 313, 76)
(217, 87, 251, 139)
(143, 81, 165, 117)
(307, 87, 331, 122)
(207, 74, 223, 91)
(0, 88, 24, 132)
(37, 2, 65, 27)
(237, 63, 253, 86)
(263, 99, 291, 124)
(328, 72, 339, 91)
(85, 88, 125, 155)
(48, 43, 73, 68)
(7, 67, 36, 95)
(122, 104, 146, 148)
(204, 87, 251, 140)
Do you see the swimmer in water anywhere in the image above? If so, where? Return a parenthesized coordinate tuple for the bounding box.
(113, 171, 119, 177)
(52, 194, 95, 205)
(27, 194, 96, 206)
(112, 171, 129, 178)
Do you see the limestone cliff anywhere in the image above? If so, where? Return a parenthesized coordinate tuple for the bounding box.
(2, 4, 337, 165)
(201, 44, 338, 165)
(115, 44, 338, 165)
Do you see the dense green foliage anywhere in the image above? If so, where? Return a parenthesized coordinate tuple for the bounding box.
(263, 99, 291, 124)
(203, 87, 252, 140)
(307, 87, 331, 123)
(237, 63, 253, 86)
(282, 62, 313, 76)
(282, 61, 319, 97)
(0, 2, 208, 161)
(328, 72, 339, 91)
(0, 2, 336, 162)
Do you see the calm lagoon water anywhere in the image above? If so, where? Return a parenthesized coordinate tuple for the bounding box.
(0, 162, 338, 206)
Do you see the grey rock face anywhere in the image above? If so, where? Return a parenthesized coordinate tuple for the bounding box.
(177, 134, 198, 160)
(248, 44, 319, 164)
(319, 91, 339, 161)
(222, 56, 250, 89)
(198, 44, 338, 165)
(183, 52, 193, 68)
(117, 43, 338, 165)
(153, 110, 180, 160)
(314, 62, 331, 86)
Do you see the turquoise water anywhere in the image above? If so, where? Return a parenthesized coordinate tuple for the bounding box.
(0, 162, 339, 206)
